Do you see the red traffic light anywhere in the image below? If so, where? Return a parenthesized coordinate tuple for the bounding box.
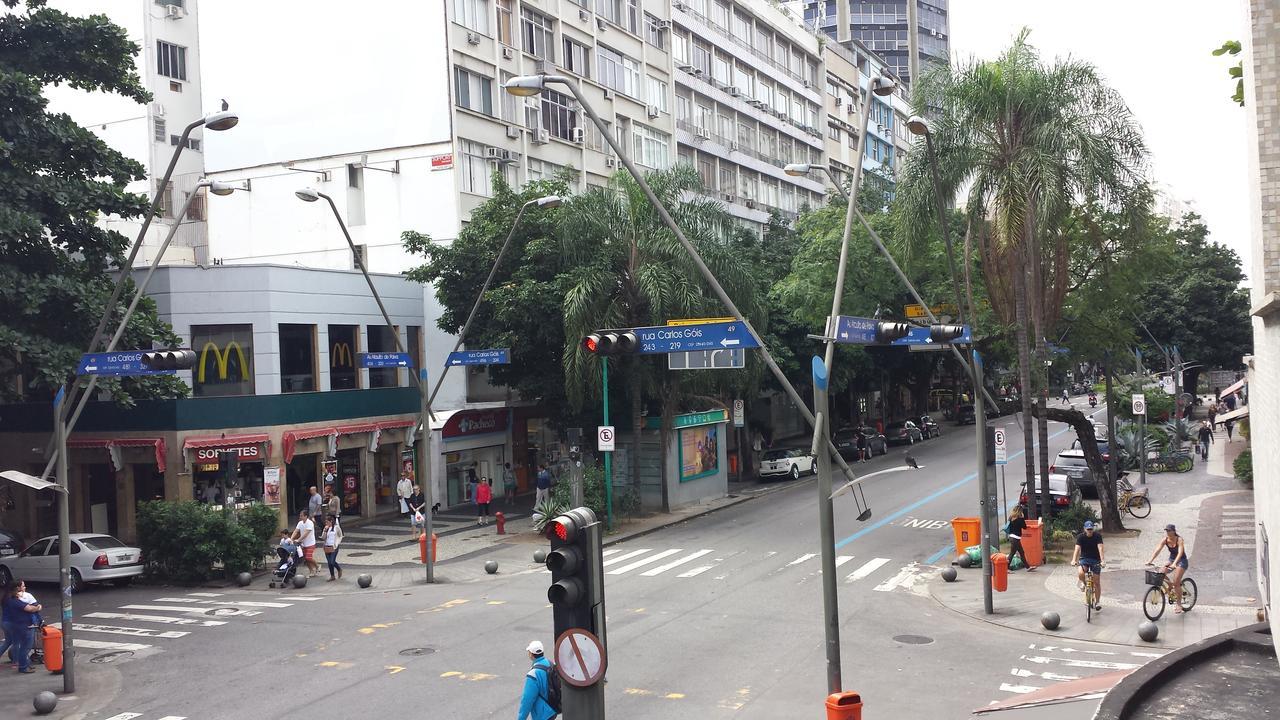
(582, 331, 637, 356)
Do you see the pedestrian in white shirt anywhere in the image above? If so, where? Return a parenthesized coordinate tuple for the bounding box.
(291, 510, 318, 577)
(397, 475, 413, 516)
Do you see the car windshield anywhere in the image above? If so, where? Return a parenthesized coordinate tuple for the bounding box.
(763, 450, 791, 460)
(80, 536, 127, 551)
(833, 429, 856, 441)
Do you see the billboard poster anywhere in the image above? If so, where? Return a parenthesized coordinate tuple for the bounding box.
(263, 466, 281, 505)
(679, 425, 719, 482)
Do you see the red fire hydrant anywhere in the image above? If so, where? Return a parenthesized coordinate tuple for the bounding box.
(495, 511, 506, 535)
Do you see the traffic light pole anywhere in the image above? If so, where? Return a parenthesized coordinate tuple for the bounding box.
(601, 358, 613, 531)
(810, 358, 842, 693)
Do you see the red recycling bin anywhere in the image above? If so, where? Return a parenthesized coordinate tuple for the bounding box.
(42, 626, 64, 673)
(826, 691, 863, 720)
(991, 553, 1009, 592)
(1022, 520, 1044, 568)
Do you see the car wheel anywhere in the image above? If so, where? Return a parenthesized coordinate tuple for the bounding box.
(0, 565, 10, 586)
(790, 465, 800, 480)
(69, 568, 84, 594)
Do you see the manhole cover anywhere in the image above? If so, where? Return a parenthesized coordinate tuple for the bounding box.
(400, 647, 435, 656)
(91, 650, 134, 664)
(892, 634, 934, 645)
(210, 607, 243, 616)
(347, 551, 373, 558)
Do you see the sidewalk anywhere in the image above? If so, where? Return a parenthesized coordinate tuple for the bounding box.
(0, 659, 119, 719)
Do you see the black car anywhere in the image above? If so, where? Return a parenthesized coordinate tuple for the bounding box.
(955, 404, 976, 425)
(884, 420, 923, 446)
(917, 415, 941, 439)
(0, 527, 26, 559)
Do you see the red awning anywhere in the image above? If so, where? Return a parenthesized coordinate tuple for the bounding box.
(377, 419, 415, 430)
(67, 437, 167, 472)
(182, 433, 270, 451)
(282, 427, 337, 464)
(336, 422, 379, 436)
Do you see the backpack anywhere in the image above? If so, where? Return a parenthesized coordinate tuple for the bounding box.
(537, 662, 563, 714)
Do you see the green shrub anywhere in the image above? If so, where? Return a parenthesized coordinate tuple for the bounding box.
(1234, 449, 1253, 486)
(136, 501, 279, 582)
(550, 464, 608, 523)
(1049, 501, 1099, 536)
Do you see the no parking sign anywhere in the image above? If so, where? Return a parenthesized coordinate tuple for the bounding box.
(597, 426, 615, 452)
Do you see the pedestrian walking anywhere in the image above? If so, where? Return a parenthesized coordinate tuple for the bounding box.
(466, 464, 479, 502)
(534, 464, 553, 508)
(1061, 388, 1070, 404)
(1005, 507, 1034, 571)
(322, 517, 344, 581)
(1196, 421, 1214, 461)
(516, 640, 558, 720)
(397, 473, 413, 516)
(503, 463, 518, 506)
(1, 580, 41, 673)
(408, 485, 426, 540)
(1208, 402, 1218, 429)
(324, 486, 341, 528)
(1225, 418, 1236, 441)
(476, 478, 492, 525)
(1225, 392, 1237, 411)
(307, 485, 323, 528)
(291, 510, 319, 577)
(855, 432, 868, 463)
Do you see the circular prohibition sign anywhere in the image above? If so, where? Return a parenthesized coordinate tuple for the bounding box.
(554, 627, 607, 688)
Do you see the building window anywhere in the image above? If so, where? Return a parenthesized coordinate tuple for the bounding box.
(596, 45, 639, 97)
(644, 13, 665, 49)
(521, 7, 555, 61)
(454, 0, 490, 34)
(454, 67, 494, 116)
(191, 324, 254, 397)
(671, 30, 688, 64)
(153, 117, 166, 142)
(697, 154, 715, 190)
(156, 179, 174, 218)
(731, 11, 751, 45)
(527, 158, 577, 192)
(675, 94, 691, 124)
(496, 0, 513, 44)
(156, 41, 186, 81)
(632, 123, 670, 169)
(563, 37, 591, 77)
(540, 88, 578, 141)
(367, 326, 400, 388)
(500, 71, 520, 122)
(712, 52, 731, 87)
(596, 0, 637, 33)
(711, 1, 729, 29)
(328, 324, 359, 390)
(169, 134, 199, 151)
(458, 138, 492, 196)
(718, 166, 735, 196)
(691, 41, 711, 76)
(645, 75, 668, 112)
(346, 163, 365, 226)
(279, 324, 316, 393)
(185, 188, 205, 221)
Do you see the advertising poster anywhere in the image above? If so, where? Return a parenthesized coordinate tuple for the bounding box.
(680, 425, 719, 482)
(401, 449, 415, 482)
(263, 466, 281, 505)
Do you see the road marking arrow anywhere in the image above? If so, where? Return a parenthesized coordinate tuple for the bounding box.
(1011, 668, 1080, 681)
(1020, 655, 1140, 670)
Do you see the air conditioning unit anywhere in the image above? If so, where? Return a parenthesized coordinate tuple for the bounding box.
(694, 126, 710, 140)
(656, 19, 671, 29)
(596, 17, 606, 30)
(502, 47, 514, 59)
(150, 101, 165, 116)
(165, 4, 184, 18)
(803, 79, 812, 89)
(745, 199, 756, 209)
(603, 88, 615, 100)
(877, 124, 886, 134)
(580, 8, 589, 20)
(846, 104, 854, 114)
(728, 87, 740, 97)
(722, 192, 736, 202)
(673, 0, 686, 10)
(931, 28, 939, 36)
(746, 99, 764, 108)
(531, 129, 550, 144)
(506, 125, 522, 139)
(676, 62, 694, 72)
(605, 156, 617, 167)
(647, 105, 660, 118)
(834, 97, 842, 106)
(572, 126, 586, 143)
(730, 141, 740, 151)
(485, 147, 506, 160)
(466, 31, 481, 45)
(692, 67, 704, 77)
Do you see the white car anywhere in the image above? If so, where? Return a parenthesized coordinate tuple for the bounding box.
(758, 447, 817, 480)
(0, 534, 143, 592)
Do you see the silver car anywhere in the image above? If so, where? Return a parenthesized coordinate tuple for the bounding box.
(0, 534, 143, 592)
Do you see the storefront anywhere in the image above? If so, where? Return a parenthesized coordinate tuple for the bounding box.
(439, 408, 511, 507)
(66, 436, 168, 540)
(183, 433, 271, 509)
(654, 409, 730, 511)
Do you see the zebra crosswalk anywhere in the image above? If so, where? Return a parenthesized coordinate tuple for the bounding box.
(539, 546, 934, 592)
(71, 591, 317, 663)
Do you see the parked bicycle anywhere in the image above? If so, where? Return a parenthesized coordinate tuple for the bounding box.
(1143, 564, 1198, 620)
(1146, 447, 1193, 474)
(1117, 474, 1151, 519)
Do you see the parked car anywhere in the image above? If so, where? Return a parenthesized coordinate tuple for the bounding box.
(1070, 436, 1121, 464)
(0, 534, 143, 591)
(955, 404, 976, 425)
(917, 415, 941, 439)
(1050, 448, 1096, 497)
(884, 420, 923, 446)
(1020, 473, 1083, 517)
(833, 427, 860, 461)
(758, 447, 816, 480)
(0, 527, 25, 559)
(858, 427, 888, 456)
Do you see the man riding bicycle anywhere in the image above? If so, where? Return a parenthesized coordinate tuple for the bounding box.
(1146, 523, 1189, 613)
(1070, 520, 1106, 611)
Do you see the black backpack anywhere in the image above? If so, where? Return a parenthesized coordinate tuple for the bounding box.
(537, 663, 563, 714)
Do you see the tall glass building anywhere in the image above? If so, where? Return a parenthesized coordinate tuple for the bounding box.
(802, 0, 950, 86)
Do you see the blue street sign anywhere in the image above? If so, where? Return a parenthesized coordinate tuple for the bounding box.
(891, 325, 973, 346)
(833, 315, 879, 344)
(358, 352, 414, 369)
(77, 352, 174, 377)
(447, 348, 511, 366)
(635, 322, 760, 354)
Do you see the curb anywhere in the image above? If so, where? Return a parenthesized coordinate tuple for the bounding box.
(600, 480, 798, 548)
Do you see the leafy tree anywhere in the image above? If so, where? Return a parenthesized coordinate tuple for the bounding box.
(1212, 40, 1244, 107)
(0, 0, 183, 404)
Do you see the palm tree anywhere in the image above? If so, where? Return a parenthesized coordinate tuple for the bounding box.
(899, 30, 1146, 517)
(560, 165, 760, 512)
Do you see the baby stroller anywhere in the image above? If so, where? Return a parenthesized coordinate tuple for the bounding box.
(269, 545, 302, 588)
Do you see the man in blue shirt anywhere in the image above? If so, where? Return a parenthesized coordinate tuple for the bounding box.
(535, 465, 553, 509)
(516, 640, 556, 720)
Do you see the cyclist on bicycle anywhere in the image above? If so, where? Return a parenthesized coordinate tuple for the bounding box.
(1071, 520, 1106, 611)
(1146, 523, 1189, 613)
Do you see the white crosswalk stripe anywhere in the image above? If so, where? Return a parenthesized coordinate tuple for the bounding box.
(85, 612, 227, 627)
(601, 548, 652, 566)
(606, 549, 683, 575)
(787, 553, 817, 566)
(641, 549, 713, 576)
(104, 714, 186, 720)
(845, 558, 891, 583)
(74, 639, 152, 652)
(677, 564, 716, 578)
(76, 623, 189, 639)
(835, 555, 855, 568)
(873, 563, 922, 592)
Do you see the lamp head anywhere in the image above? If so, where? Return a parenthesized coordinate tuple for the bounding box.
(535, 195, 563, 209)
(870, 76, 897, 97)
(295, 187, 321, 203)
(208, 181, 237, 196)
(203, 110, 239, 131)
(504, 75, 547, 97)
(783, 163, 812, 177)
(907, 115, 930, 136)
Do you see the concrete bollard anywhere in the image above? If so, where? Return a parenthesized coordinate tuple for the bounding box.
(956, 553, 972, 569)
(1138, 621, 1159, 642)
(236, 571, 252, 587)
(292, 574, 308, 589)
(34, 691, 58, 715)
(357, 574, 373, 588)
(1041, 611, 1061, 631)
(941, 567, 958, 582)
(533, 549, 547, 564)
(485, 560, 499, 574)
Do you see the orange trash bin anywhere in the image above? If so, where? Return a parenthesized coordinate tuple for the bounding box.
(419, 532, 438, 564)
(1022, 520, 1044, 568)
(826, 691, 863, 720)
(41, 625, 63, 673)
(991, 553, 1009, 592)
(951, 517, 981, 556)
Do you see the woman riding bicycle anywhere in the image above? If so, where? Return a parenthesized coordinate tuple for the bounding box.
(1146, 523, 1189, 613)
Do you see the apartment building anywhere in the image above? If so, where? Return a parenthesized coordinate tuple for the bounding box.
(821, 38, 914, 199)
(802, 0, 950, 86)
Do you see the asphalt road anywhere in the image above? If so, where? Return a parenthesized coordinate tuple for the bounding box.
(52, 400, 1141, 720)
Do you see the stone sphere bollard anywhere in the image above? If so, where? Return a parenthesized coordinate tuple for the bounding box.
(34, 691, 58, 715)
(292, 574, 308, 589)
(1138, 621, 1159, 642)
(236, 571, 252, 587)
(533, 549, 548, 564)
(357, 573, 373, 588)
(941, 566, 958, 582)
(1041, 611, 1061, 631)
(956, 553, 972, 569)
(485, 560, 499, 574)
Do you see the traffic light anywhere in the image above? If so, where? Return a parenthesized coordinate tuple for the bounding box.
(546, 507, 604, 638)
(142, 348, 198, 370)
(583, 330, 638, 356)
(929, 324, 967, 342)
(875, 322, 911, 343)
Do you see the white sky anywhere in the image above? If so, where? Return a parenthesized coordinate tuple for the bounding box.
(948, 0, 1253, 278)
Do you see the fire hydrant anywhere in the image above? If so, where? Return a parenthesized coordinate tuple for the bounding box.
(419, 532, 438, 564)
(494, 511, 506, 535)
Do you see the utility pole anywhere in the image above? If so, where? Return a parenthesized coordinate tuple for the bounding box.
(811, 357, 842, 692)
(973, 351, 993, 615)
(54, 391, 74, 692)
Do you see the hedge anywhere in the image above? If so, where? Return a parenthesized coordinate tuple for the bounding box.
(136, 501, 279, 582)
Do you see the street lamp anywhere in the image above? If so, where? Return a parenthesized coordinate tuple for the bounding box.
(296, 188, 439, 583)
(784, 163, 849, 200)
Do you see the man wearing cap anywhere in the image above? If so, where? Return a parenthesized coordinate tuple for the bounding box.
(516, 640, 557, 720)
(1071, 520, 1106, 611)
